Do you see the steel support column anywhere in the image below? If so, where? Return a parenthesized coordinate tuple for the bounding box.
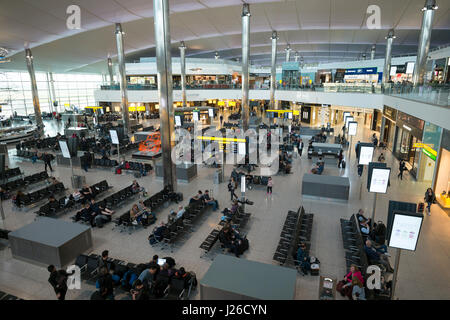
(115, 23, 130, 133)
(241, 3, 250, 132)
(412, 0, 438, 85)
(179, 41, 187, 108)
(371, 45, 376, 60)
(25, 49, 43, 132)
(269, 31, 278, 110)
(382, 30, 396, 84)
(285, 45, 291, 62)
(154, 0, 177, 190)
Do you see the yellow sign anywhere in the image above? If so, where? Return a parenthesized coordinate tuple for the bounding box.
(266, 109, 294, 114)
(229, 101, 236, 107)
(293, 110, 300, 116)
(129, 106, 146, 112)
(413, 143, 437, 156)
(196, 136, 246, 143)
(218, 101, 225, 106)
(85, 106, 103, 110)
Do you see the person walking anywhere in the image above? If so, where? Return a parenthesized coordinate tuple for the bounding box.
(267, 177, 273, 195)
(338, 150, 344, 168)
(398, 159, 406, 180)
(48, 265, 75, 300)
(298, 139, 304, 156)
(424, 188, 436, 216)
(220, 115, 224, 126)
(228, 178, 238, 201)
(43, 152, 54, 172)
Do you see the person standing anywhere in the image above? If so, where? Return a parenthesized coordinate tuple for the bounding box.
(298, 139, 304, 156)
(267, 177, 273, 195)
(338, 150, 344, 168)
(398, 159, 406, 180)
(47, 265, 75, 300)
(43, 152, 54, 172)
(228, 178, 238, 201)
(424, 188, 436, 216)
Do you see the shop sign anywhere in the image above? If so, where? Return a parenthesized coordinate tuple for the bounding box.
(345, 67, 377, 75)
(413, 143, 437, 161)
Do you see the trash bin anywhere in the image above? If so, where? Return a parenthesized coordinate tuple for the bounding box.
(71, 175, 86, 189)
(213, 169, 223, 184)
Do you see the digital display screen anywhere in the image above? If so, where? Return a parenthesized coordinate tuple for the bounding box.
(369, 168, 391, 193)
(345, 116, 354, 128)
(175, 115, 181, 127)
(388, 213, 423, 251)
(59, 140, 71, 159)
(238, 142, 246, 155)
(390, 66, 397, 76)
(157, 258, 166, 266)
(348, 121, 357, 136)
(359, 146, 374, 165)
(288, 112, 293, 119)
(109, 130, 119, 145)
(193, 112, 199, 122)
(406, 62, 415, 74)
(241, 175, 246, 193)
(208, 108, 214, 118)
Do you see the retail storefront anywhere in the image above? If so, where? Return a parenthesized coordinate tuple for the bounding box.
(381, 105, 397, 150)
(371, 109, 382, 132)
(344, 67, 378, 83)
(434, 129, 450, 211)
(389, 62, 414, 83)
(393, 111, 425, 178)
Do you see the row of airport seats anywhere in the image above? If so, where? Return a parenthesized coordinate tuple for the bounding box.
(228, 113, 241, 120)
(118, 161, 153, 173)
(114, 142, 140, 154)
(72, 184, 139, 225)
(340, 214, 391, 300)
(0, 168, 22, 180)
(150, 196, 212, 252)
(18, 135, 65, 150)
(74, 252, 194, 300)
(200, 200, 251, 258)
(93, 158, 119, 167)
(15, 182, 65, 208)
(273, 207, 314, 267)
(38, 180, 110, 217)
(16, 150, 55, 162)
(114, 186, 180, 233)
(0, 171, 48, 193)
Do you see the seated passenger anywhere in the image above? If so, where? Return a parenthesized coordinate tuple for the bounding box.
(80, 184, 94, 202)
(218, 225, 243, 257)
(202, 190, 218, 211)
(189, 194, 201, 205)
(130, 204, 143, 226)
(131, 180, 144, 194)
(175, 206, 185, 220)
(352, 277, 366, 300)
(74, 202, 91, 222)
(130, 279, 150, 301)
(337, 264, 364, 299)
(296, 243, 311, 276)
(364, 240, 394, 273)
(173, 267, 193, 289)
(148, 223, 168, 245)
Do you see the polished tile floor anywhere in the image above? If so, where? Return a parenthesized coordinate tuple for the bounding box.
(0, 114, 449, 300)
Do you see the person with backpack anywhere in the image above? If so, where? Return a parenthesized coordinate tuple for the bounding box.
(228, 178, 238, 201)
(43, 152, 54, 172)
(47, 265, 75, 300)
(337, 150, 344, 168)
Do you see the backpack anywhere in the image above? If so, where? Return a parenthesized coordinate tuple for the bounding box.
(237, 237, 249, 255)
(115, 168, 122, 174)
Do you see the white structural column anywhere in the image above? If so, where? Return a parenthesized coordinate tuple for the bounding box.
(371, 45, 376, 60)
(382, 29, 396, 84)
(154, 0, 177, 190)
(241, 3, 251, 132)
(115, 23, 130, 133)
(269, 31, 278, 110)
(107, 57, 114, 85)
(25, 48, 43, 132)
(412, 0, 438, 85)
(285, 45, 291, 62)
(179, 41, 187, 108)
(294, 52, 299, 62)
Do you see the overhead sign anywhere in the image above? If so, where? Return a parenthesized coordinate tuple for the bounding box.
(59, 140, 71, 159)
(208, 108, 214, 118)
(344, 67, 377, 75)
(388, 211, 423, 251)
(413, 143, 437, 161)
(369, 167, 391, 193)
(109, 130, 119, 145)
(345, 116, 354, 128)
(238, 142, 246, 155)
(193, 112, 199, 122)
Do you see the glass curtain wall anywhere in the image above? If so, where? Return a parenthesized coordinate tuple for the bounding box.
(0, 70, 102, 116)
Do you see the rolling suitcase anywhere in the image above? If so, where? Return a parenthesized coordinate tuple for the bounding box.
(341, 160, 346, 169)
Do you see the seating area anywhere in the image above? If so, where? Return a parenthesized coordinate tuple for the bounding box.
(0, 171, 48, 193)
(0, 167, 22, 181)
(17, 135, 65, 150)
(273, 206, 314, 267)
(200, 200, 251, 258)
(339, 214, 391, 300)
(114, 187, 179, 234)
(15, 150, 56, 163)
(150, 198, 212, 252)
(116, 161, 153, 173)
(14, 182, 65, 208)
(74, 252, 195, 300)
(93, 158, 119, 168)
(72, 183, 138, 226)
(38, 180, 110, 217)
